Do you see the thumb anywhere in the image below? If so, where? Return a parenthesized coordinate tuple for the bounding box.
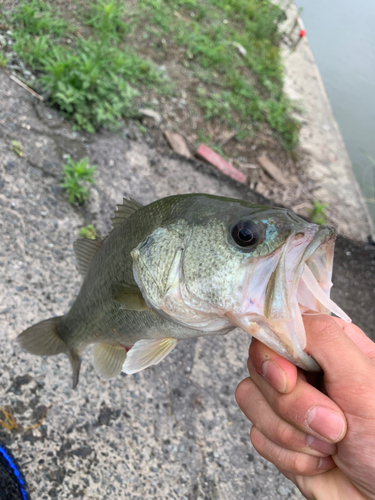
(331, 317, 375, 360)
(303, 315, 374, 386)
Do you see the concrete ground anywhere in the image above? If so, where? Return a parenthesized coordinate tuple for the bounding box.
(0, 64, 374, 500)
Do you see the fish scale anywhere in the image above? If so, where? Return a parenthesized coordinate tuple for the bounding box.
(18, 194, 350, 387)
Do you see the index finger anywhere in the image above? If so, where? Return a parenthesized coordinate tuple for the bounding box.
(249, 338, 298, 394)
(249, 315, 375, 395)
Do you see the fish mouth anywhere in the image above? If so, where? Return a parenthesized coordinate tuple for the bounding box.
(235, 225, 351, 371)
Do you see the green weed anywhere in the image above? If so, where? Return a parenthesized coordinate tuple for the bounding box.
(0, 54, 8, 68)
(11, 0, 68, 36)
(84, 0, 129, 41)
(13, 33, 50, 68)
(10, 140, 23, 157)
(309, 200, 328, 225)
(196, 88, 233, 122)
(61, 157, 96, 205)
(39, 41, 144, 132)
(78, 225, 98, 239)
(9, 0, 161, 132)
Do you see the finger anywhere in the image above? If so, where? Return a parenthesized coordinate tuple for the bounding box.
(247, 362, 347, 444)
(249, 338, 298, 394)
(303, 315, 375, 386)
(250, 426, 336, 476)
(331, 318, 375, 360)
(277, 465, 369, 500)
(235, 377, 337, 457)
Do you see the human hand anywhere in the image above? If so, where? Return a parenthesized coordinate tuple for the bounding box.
(235, 315, 375, 500)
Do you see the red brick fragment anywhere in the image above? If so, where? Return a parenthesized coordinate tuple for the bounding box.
(196, 144, 247, 184)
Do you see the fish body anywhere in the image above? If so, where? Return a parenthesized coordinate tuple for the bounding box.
(18, 194, 350, 387)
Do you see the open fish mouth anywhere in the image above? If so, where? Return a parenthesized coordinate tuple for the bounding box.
(236, 225, 351, 371)
(295, 229, 350, 341)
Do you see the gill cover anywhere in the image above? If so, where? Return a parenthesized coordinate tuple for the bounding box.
(131, 226, 184, 310)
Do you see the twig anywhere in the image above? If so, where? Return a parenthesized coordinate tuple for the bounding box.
(0, 404, 54, 432)
(0, 407, 18, 430)
(9, 74, 44, 101)
(174, 11, 192, 23)
(24, 404, 53, 431)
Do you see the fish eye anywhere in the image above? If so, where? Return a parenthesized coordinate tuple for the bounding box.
(231, 220, 259, 248)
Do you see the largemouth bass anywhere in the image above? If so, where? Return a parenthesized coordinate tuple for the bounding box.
(18, 194, 350, 387)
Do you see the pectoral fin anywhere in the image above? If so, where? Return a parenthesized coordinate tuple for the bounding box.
(110, 283, 149, 311)
(93, 343, 128, 379)
(122, 338, 178, 374)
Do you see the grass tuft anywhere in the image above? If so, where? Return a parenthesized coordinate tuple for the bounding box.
(9, 0, 161, 132)
(61, 157, 96, 205)
(6, 0, 300, 150)
(78, 225, 98, 240)
(309, 200, 328, 225)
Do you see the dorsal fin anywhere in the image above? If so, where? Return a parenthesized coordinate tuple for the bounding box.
(73, 238, 103, 278)
(110, 197, 143, 230)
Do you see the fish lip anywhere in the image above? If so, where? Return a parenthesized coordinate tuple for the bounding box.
(235, 224, 336, 372)
(292, 225, 337, 289)
(279, 225, 337, 366)
(299, 225, 336, 268)
(263, 224, 332, 322)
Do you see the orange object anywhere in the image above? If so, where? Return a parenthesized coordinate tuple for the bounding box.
(196, 144, 247, 184)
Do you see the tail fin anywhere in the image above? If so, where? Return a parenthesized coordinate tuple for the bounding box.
(17, 316, 81, 389)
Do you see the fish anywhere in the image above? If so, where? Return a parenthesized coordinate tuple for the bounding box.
(18, 194, 351, 388)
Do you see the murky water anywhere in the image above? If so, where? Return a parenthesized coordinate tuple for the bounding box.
(295, 0, 375, 228)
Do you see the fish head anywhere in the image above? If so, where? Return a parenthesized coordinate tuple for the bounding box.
(131, 195, 341, 371)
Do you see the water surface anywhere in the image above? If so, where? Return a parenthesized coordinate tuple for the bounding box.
(295, 0, 375, 227)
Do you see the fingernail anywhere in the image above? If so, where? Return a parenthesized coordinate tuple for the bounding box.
(306, 406, 345, 441)
(261, 360, 288, 393)
(306, 435, 337, 455)
(317, 456, 335, 471)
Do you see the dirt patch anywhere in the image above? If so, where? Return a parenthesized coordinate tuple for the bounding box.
(0, 0, 328, 229)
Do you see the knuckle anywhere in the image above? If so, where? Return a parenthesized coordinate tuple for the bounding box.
(275, 419, 294, 447)
(250, 425, 262, 446)
(290, 452, 314, 475)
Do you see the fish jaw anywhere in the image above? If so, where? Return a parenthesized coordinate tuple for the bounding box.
(230, 225, 337, 372)
(234, 315, 320, 371)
